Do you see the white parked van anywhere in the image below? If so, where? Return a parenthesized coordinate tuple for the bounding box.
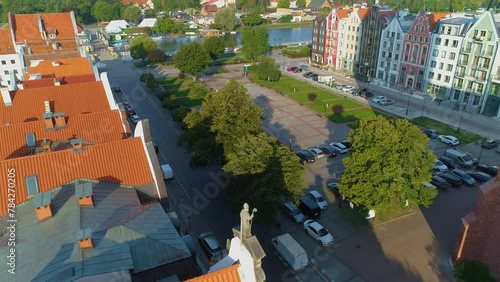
(444, 149, 473, 167)
(272, 233, 308, 271)
(161, 164, 174, 180)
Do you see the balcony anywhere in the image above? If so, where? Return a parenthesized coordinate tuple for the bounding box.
(482, 51, 493, 57)
(458, 60, 468, 66)
(479, 64, 489, 70)
(462, 47, 471, 53)
(455, 72, 465, 78)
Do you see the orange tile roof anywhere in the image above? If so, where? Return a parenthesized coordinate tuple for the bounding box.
(0, 110, 128, 160)
(0, 137, 153, 215)
(184, 264, 241, 282)
(23, 74, 97, 89)
(357, 8, 371, 21)
(0, 29, 15, 55)
(25, 57, 93, 80)
(11, 12, 76, 43)
(337, 9, 353, 19)
(0, 81, 111, 126)
(428, 13, 450, 32)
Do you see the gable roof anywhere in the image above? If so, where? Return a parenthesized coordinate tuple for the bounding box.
(204, 4, 218, 13)
(25, 57, 93, 80)
(185, 264, 241, 282)
(428, 13, 450, 32)
(357, 8, 371, 21)
(0, 137, 154, 215)
(308, 0, 330, 8)
(0, 29, 15, 55)
(0, 181, 189, 281)
(0, 110, 128, 160)
(0, 81, 112, 126)
(337, 8, 353, 19)
(10, 12, 76, 43)
(378, 10, 399, 24)
(23, 73, 97, 89)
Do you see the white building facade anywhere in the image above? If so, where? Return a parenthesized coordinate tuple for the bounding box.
(336, 8, 366, 74)
(0, 29, 24, 90)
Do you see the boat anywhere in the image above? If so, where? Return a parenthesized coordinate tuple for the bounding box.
(230, 31, 236, 34)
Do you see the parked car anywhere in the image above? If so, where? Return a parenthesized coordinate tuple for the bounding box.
(341, 141, 352, 149)
(299, 64, 309, 69)
(112, 85, 121, 92)
(435, 172, 463, 187)
(437, 135, 460, 146)
(293, 68, 303, 73)
(310, 74, 319, 81)
(287, 66, 298, 72)
(465, 171, 492, 183)
(372, 96, 388, 104)
(307, 191, 328, 209)
(303, 72, 314, 78)
(451, 169, 476, 186)
(458, 150, 478, 165)
(481, 139, 498, 149)
(444, 149, 473, 168)
(434, 159, 448, 172)
(342, 86, 355, 92)
(326, 180, 344, 199)
(283, 202, 306, 223)
(272, 233, 308, 271)
(298, 196, 321, 218)
(330, 142, 348, 154)
(198, 232, 223, 259)
(476, 164, 498, 176)
(130, 114, 140, 124)
(307, 147, 325, 159)
(316, 145, 337, 158)
(438, 156, 461, 170)
(296, 150, 315, 163)
(359, 91, 374, 99)
(430, 175, 449, 190)
(303, 220, 334, 246)
(422, 129, 439, 139)
(379, 99, 394, 105)
(335, 84, 346, 90)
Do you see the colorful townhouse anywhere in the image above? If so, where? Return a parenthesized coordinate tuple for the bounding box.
(375, 14, 415, 85)
(311, 15, 329, 66)
(324, 8, 352, 70)
(336, 8, 368, 74)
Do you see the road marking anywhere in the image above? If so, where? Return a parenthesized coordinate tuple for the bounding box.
(158, 149, 191, 199)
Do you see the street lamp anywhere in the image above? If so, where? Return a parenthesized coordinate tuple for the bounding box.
(420, 96, 427, 117)
(405, 89, 412, 115)
(289, 138, 292, 150)
(457, 103, 466, 133)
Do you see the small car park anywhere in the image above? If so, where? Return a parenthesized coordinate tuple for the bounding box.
(434, 172, 463, 187)
(307, 147, 325, 159)
(465, 171, 491, 183)
(422, 129, 439, 139)
(296, 150, 315, 163)
(283, 202, 306, 223)
(330, 142, 348, 154)
(372, 96, 388, 104)
(303, 220, 334, 246)
(307, 191, 328, 209)
(198, 232, 223, 260)
(437, 135, 460, 146)
(316, 145, 337, 158)
(430, 175, 449, 190)
(476, 164, 498, 176)
(451, 169, 476, 186)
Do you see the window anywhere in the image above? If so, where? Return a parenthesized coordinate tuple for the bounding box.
(435, 38, 441, 45)
(391, 32, 395, 37)
(424, 37, 429, 43)
(414, 35, 417, 41)
(397, 33, 400, 40)
(428, 72, 434, 79)
(406, 43, 410, 51)
(396, 43, 400, 49)
(453, 90, 461, 100)
(25, 133, 36, 147)
(381, 61, 384, 67)
(477, 83, 484, 93)
(3, 70, 8, 75)
(447, 27, 452, 34)
(432, 49, 439, 57)
(395, 54, 399, 60)
(445, 76, 450, 83)
(444, 39, 449, 46)
(472, 95, 481, 105)
(422, 47, 427, 55)
(10, 60, 15, 64)
(452, 40, 458, 47)
(393, 64, 397, 71)
(437, 74, 442, 80)
(1, 60, 5, 65)
(382, 51, 386, 57)
(441, 51, 446, 58)
(419, 36, 423, 42)
(383, 41, 387, 47)
(447, 64, 453, 71)
(414, 25, 418, 31)
(431, 61, 436, 67)
(14, 70, 18, 74)
(449, 52, 456, 60)
(439, 62, 444, 69)
(464, 92, 470, 103)
(25, 175, 39, 195)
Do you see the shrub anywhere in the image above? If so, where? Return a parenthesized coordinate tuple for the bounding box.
(146, 78, 159, 89)
(172, 107, 192, 122)
(455, 260, 494, 282)
(162, 95, 180, 110)
(140, 73, 155, 82)
(156, 91, 168, 101)
(148, 49, 167, 63)
(332, 104, 344, 115)
(308, 93, 317, 102)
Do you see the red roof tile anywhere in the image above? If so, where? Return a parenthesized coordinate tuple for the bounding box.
(10, 12, 76, 43)
(428, 13, 450, 32)
(0, 29, 15, 55)
(23, 74, 97, 89)
(204, 5, 218, 13)
(0, 137, 153, 215)
(24, 57, 93, 80)
(184, 264, 241, 282)
(337, 9, 353, 19)
(0, 81, 111, 126)
(0, 110, 128, 160)
(357, 8, 371, 21)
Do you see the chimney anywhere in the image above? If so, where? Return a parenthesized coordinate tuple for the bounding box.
(51, 61, 60, 66)
(41, 138, 51, 152)
(53, 112, 66, 128)
(33, 191, 52, 222)
(1, 87, 12, 106)
(43, 112, 54, 130)
(53, 72, 61, 86)
(71, 138, 84, 153)
(75, 182, 93, 207)
(76, 228, 93, 250)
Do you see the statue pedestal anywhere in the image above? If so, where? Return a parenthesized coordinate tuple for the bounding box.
(232, 226, 266, 282)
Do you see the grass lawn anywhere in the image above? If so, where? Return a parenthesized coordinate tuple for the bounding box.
(410, 117, 482, 144)
(323, 99, 361, 110)
(159, 77, 206, 107)
(287, 91, 339, 103)
(327, 108, 377, 123)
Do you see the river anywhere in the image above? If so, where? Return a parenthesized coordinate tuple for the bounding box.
(156, 27, 313, 53)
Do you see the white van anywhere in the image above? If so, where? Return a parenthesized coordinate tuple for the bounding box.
(444, 149, 473, 167)
(161, 164, 174, 180)
(272, 233, 308, 271)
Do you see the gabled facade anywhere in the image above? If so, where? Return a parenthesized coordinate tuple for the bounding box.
(311, 16, 329, 66)
(398, 12, 447, 91)
(452, 12, 499, 113)
(336, 8, 367, 74)
(0, 29, 23, 90)
(375, 15, 415, 85)
(424, 16, 477, 100)
(358, 7, 398, 78)
(323, 9, 350, 69)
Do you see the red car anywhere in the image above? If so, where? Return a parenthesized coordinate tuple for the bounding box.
(287, 66, 298, 72)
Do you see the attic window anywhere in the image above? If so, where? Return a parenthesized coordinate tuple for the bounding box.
(25, 175, 39, 195)
(49, 33, 56, 39)
(26, 133, 36, 147)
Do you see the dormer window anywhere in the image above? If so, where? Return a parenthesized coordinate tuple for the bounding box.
(49, 33, 56, 39)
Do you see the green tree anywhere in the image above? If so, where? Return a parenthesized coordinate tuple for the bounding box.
(277, 0, 290, 8)
(255, 56, 281, 81)
(455, 260, 494, 282)
(91, 0, 122, 21)
(148, 49, 167, 62)
(278, 15, 293, 23)
(153, 17, 179, 34)
(214, 6, 238, 32)
(122, 5, 142, 23)
(339, 116, 437, 217)
(296, 0, 307, 7)
(144, 9, 157, 18)
(240, 26, 270, 61)
(317, 7, 331, 16)
(130, 36, 158, 61)
(202, 36, 226, 62)
(173, 42, 211, 80)
(241, 10, 264, 26)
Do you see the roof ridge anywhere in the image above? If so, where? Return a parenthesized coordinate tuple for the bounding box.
(93, 202, 156, 233)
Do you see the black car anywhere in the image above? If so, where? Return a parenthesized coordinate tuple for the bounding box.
(430, 175, 449, 190)
(326, 179, 342, 199)
(296, 150, 315, 163)
(360, 91, 374, 99)
(293, 68, 303, 73)
(341, 141, 352, 149)
(112, 86, 121, 92)
(310, 74, 319, 81)
(465, 171, 492, 183)
(438, 156, 461, 170)
(435, 172, 463, 187)
(476, 164, 498, 176)
(480, 139, 498, 149)
(316, 145, 337, 158)
(422, 129, 439, 139)
(303, 72, 314, 78)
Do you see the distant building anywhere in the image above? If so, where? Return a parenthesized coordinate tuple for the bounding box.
(121, 0, 154, 9)
(137, 18, 157, 28)
(104, 20, 130, 34)
(306, 0, 331, 11)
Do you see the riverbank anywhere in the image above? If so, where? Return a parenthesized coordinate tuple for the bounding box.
(236, 21, 312, 31)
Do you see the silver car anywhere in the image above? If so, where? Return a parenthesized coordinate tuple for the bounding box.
(283, 202, 306, 223)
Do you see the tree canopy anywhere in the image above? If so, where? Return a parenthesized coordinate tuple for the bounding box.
(121, 5, 141, 23)
(240, 26, 270, 61)
(91, 0, 123, 21)
(202, 36, 226, 62)
(173, 42, 211, 80)
(130, 36, 157, 61)
(339, 116, 437, 217)
(153, 18, 185, 34)
(277, 0, 291, 8)
(296, 0, 307, 7)
(241, 10, 264, 26)
(254, 56, 281, 81)
(214, 6, 238, 32)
